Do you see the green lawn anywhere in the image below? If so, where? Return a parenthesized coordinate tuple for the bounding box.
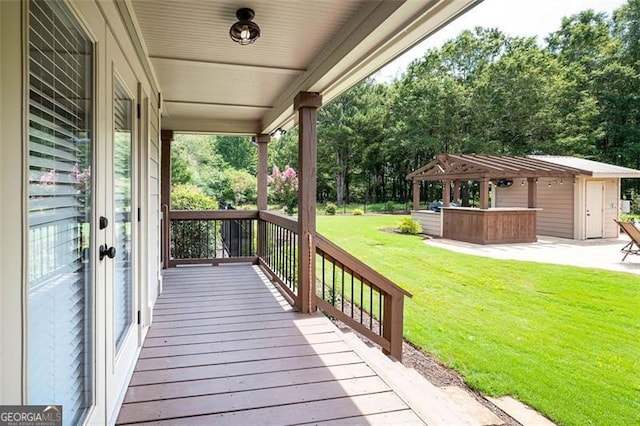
(317, 214, 640, 426)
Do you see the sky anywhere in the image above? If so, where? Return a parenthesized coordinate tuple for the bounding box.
(375, 0, 627, 82)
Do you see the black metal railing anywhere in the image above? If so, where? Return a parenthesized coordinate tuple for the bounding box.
(315, 234, 412, 359)
(257, 211, 298, 302)
(167, 210, 258, 267)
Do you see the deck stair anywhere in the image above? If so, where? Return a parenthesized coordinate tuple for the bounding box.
(336, 326, 482, 425)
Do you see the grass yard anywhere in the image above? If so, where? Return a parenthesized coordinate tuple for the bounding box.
(317, 214, 640, 426)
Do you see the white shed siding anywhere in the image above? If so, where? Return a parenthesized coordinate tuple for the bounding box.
(537, 181, 574, 239)
(495, 182, 527, 208)
(495, 181, 574, 239)
(411, 211, 442, 236)
(602, 178, 619, 238)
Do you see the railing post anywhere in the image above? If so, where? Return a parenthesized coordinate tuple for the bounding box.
(295, 92, 322, 313)
(383, 291, 404, 360)
(256, 134, 270, 259)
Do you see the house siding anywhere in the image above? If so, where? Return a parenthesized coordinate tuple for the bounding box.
(600, 178, 619, 238)
(148, 91, 161, 307)
(495, 180, 574, 239)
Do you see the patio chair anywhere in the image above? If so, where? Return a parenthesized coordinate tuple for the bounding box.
(614, 219, 640, 261)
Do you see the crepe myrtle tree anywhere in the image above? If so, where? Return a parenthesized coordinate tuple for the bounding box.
(268, 165, 298, 215)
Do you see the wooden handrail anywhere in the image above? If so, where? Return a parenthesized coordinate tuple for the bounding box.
(169, 209, 259, 220)
(164, 208, 409, 360)
(259, 210, 298, 233)
(315, 232, 411, 360)
(315, 233, 412, 299)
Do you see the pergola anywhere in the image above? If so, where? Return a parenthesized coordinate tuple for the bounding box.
(407, 154, 591, 210)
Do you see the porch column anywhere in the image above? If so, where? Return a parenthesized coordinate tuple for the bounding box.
(160, 130, 174, 268)
(442, 179, 451, 207)
(479, 178, 490, 209)
(412, 180, 420, 210)
(453, 180, 461, 204)
(256, 134, 270, 210)
(527, 177, 537, 208)
(256, 134, 270, 260)
(295, 91, 322, 313)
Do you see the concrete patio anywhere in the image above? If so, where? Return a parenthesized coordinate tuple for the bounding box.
(425, 235, 640, 275)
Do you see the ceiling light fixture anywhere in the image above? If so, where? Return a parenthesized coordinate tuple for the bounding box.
(229, 8, 261, 46)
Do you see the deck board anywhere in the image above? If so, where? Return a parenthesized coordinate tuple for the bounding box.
(117, 265, 427, 425)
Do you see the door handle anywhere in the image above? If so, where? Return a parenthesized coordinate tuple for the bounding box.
(99, 244, 116, 261)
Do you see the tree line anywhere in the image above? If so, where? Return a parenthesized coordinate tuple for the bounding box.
(172, 1, 640, 211)
(271, 0, 640, 208)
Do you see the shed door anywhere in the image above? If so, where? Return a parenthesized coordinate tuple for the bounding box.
(586, 181, 604, 238)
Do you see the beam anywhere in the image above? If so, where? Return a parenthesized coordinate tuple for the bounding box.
(164, 100, 272, 110)
(256, 134, 270, 259)
(528, 177, 537, 208)
(442, 179, 451, 207)
(412, 180, 420, 211)
(453, 180, 461, 204)
(256, 134, 270, 210)
(295, 92, 322, 313)
(160, 130, 173, 269)
(150, 56, 307, 75)
(479, 178, 490, 209)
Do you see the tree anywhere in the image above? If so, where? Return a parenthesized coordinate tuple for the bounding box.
(268, 165, 298, 214)
(215, 135, 257, 174)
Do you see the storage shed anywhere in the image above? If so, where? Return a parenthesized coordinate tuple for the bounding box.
(409, 154, 640, 243)
(495, 156, 640, 240)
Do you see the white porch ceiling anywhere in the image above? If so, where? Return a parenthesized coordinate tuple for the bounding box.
(127, 0, 482, 135)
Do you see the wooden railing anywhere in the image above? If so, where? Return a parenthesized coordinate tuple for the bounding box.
(164, 208, 411, 360)
(256, 211, 299, 305)
(166, 210, 259, 267)
(315, 234, 412, 360)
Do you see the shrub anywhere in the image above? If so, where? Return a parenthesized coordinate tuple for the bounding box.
(384, 201, 395, 211)
(223, 169, 257, 205)
(171, 184, 217, 210)
(325, 202, 337, 215)
(169, 185, 217, 259)
(398, 218, 422, 234)
(352, 208, 364, 216)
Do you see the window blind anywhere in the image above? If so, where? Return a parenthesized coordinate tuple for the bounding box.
(113, 78, 134, 351)
(27, 1, 94, 425)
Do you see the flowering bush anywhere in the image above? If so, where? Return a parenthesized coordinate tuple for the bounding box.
(268, 165, 298, 215)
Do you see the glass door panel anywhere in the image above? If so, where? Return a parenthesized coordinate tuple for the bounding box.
(27, 0, 94, 424)
(113, 78, 134, 352)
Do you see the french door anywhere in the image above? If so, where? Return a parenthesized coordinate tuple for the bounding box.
(27, 2, 142, 423)
(26, 1, 96, 425)
(104, 33, 141, 421)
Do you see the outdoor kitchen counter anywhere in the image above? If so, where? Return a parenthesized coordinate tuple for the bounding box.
(442, 207, 541, 244)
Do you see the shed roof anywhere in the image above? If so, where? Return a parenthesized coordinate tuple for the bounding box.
(529, 156, 640, 178)
(407, 154, 592, 181)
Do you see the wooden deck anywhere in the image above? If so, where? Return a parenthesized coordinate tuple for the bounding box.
(116, 265, 428, 425)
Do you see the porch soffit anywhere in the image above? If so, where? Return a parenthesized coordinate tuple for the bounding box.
(407, 154, 593, 181)
(127, 0, 481, 135)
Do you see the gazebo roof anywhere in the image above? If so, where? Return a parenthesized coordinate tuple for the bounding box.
(407, 154, 593, 181)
